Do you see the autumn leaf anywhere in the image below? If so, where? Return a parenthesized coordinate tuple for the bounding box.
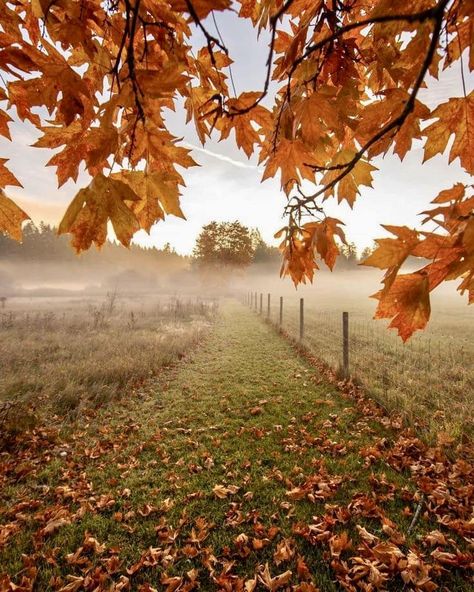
(357, 89, 430, 160)
(321, 149, 378, 207)
(373, 272, 431, 341)
(257, 563, 292, 591)
(212, 484, 240, 498)
(0, 109, 12, 140)
(273, 539, 295, 565)
(170, 0, 231, 20)
(423, 92, 474, 174)
(329, 531, 352, 558)
(218, 92, 272, 158)
(262, 138, 318, 193)
(58, 173, 140, 252)
(0, 158, 22, 189)
(113, 170, 185, 232)
(362, 226, 420, 271)
(0, 189, 29, 240)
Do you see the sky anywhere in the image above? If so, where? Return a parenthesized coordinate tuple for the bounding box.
(0, 10, 472, 255)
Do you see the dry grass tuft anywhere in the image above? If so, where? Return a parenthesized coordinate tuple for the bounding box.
(0, 294, 215, 442)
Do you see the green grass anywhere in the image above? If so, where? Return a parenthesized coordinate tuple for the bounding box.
(0, 301, 471, 591)
(268, 296, 473, 442)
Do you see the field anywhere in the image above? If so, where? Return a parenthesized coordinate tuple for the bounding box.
(0, 293, 214, 441)
(245, 271, 474, 442)
(1, 301, 472, 592)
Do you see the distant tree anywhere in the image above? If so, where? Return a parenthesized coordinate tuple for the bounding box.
(339, 242, 358, 268)
(0, 221, 189, 274)
(360, 244, 376, 261)
(194, 221, 255, 269)
(252, 236, 281, 267)
(162, 242, 177, 254)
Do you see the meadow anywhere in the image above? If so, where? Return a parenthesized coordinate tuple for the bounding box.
(1, 302, 471, 592)
(0, 293, 214, 442)
(245, 271, 474, 442)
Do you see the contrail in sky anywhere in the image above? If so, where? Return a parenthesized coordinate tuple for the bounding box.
(183, 142, 261, 170)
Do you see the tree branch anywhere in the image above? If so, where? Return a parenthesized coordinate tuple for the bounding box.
(185, 0, 228, 63)
(286, 0, 450, 217)
(226, 0, 296, 116)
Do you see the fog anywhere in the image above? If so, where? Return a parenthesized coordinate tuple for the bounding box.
(1, 254, 469, 330)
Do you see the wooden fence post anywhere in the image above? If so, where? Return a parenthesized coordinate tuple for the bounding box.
(254, 291, 257, 311)
(267, 293, 271, 318)
(259, 293, 263, 314)
(279, 296, 283, 326)
(299, 298, 304, 341)
(342, 311, 349, 379)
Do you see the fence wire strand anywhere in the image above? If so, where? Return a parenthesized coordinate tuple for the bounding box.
(245, 291, 473, 438)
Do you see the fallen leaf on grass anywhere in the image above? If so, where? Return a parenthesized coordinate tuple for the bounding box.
(257, 563, 292, 591)
(40, 516, 70, 537)
(273, 538, 295, 565)
(212, 484, 240, 498)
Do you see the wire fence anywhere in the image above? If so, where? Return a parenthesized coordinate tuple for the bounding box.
(243, 291, 473, 440)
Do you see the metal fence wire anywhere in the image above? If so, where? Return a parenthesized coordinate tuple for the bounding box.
(244, 291, 473, 438)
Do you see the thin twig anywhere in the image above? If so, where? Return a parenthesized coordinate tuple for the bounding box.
(407, 493, 425, 534)
(287, 0, 449, 215)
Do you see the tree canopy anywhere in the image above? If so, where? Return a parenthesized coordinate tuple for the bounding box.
(193, 221, 257, 268)
(0, 0, 472, 338)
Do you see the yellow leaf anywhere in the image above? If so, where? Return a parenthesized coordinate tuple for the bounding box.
(262, 138, 317, 194)
(115, 170, 185, 231)
(58, 173, 140, 252)
(362, 226, 419, 269)
(322, 149, 377, 207)
(170, 0, 231, 19)
(374, 273, 431, 341)
(423, 92, 474, 174)
(0, 189, 30, 241)
(0, 158, 22, 188)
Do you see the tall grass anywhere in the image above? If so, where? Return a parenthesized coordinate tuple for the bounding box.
(0, 294, 216, 441)
(259, 294, 473, 442)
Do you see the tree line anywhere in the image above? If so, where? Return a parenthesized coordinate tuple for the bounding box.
(1, 221, 371, 272)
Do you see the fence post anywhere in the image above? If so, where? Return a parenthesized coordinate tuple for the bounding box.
(267, 293, 271, 318)
(342, 311, 349, 379)
(299, 298, 304, 341)
(259, 293, 263, 315)
(254, 291, 257, 311)
(250, 292, 253, 308)
(279, 296, 283, 327)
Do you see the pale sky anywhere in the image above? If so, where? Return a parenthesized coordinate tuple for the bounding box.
(0, 11, 472, 255)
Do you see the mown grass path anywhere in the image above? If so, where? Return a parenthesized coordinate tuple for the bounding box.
(1, 302, 471, 591)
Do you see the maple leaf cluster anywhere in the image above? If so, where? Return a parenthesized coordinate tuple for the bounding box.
(0, 0, 472, 337)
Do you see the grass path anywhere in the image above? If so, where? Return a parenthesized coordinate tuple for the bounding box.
(0, 302, 471, 591)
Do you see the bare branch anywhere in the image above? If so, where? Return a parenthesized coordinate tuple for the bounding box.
(185, 0, 228, 62)
(286, 0, 450, 217)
